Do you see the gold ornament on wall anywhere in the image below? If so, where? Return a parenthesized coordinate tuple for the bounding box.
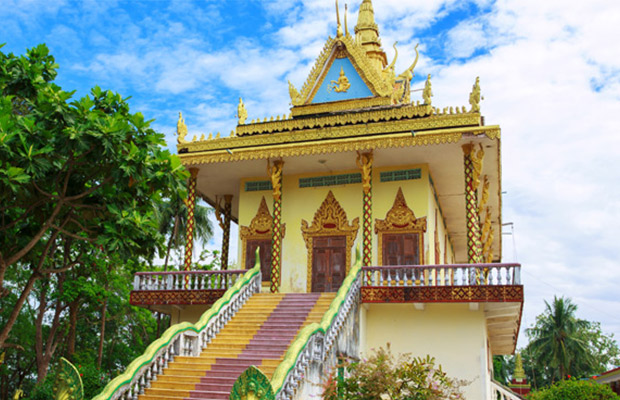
(328, 67, 351, 93)
(267, 160, 284, 202)
(356, 151, 373, 194)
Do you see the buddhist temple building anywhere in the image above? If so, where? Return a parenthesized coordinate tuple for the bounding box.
(97, 1, 525, 399)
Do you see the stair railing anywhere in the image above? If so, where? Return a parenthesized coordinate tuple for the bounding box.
(490, 380, 525, 400)
(269, 250, 362, 400)
(92, 254, 262, 400)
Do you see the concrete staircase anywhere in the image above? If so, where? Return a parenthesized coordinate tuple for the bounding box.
(139, 292, 335, 400)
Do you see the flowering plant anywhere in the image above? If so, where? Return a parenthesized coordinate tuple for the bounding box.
(322, 345, 467, 400)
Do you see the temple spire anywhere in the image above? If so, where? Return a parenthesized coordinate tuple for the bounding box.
(354, 0, 387, 70)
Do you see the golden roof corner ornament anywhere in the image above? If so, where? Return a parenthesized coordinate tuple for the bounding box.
(423, 74, 433, 105)
(382, 42, 398, 83)
(397, 43, 420, 81)
(335, 0, 343, 38)
(288, 80, 303, 106)
(328, 67, 351, 93)
(237, 97, 248, 125)
(344, 3, 349, 36)
(176, 112, 188, 144)
(469, 76, 483, 112)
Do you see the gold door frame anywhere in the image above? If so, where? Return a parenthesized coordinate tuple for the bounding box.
(375, 187, 427, 266)
(301, 191, 359, 292)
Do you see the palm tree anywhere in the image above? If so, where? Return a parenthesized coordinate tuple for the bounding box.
(156, 195, 214, 271)
(526, 296, 593, 382)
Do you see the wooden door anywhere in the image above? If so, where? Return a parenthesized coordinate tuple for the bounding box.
(311, 236, 346, 292)
(246, 239, 272, 282)
(383, 233, 420, 266)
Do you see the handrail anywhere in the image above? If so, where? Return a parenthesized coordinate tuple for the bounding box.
(133, 269, 246, 291)
(93, 256, 262, 400)
(269, 249, 362, 400)
(362, 263, 521, 287)
(490, 380, 524, 400)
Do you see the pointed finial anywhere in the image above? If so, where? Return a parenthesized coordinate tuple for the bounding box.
(514, 353, 526, 381)
(469, 76, 483, 112)
(176, 112, 188, 144)
(237, 97, 247, 125)
(336, 0, 343, 37)
(344, 3, 349, 36)
(423, 74, 433, 105)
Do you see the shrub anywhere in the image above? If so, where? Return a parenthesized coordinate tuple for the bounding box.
(322, 346, 467, 400)
(527, 378, 620, 400)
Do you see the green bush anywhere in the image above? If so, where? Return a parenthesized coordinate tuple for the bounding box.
(322, 346, 467, 400)
(527, 378, 620, 400)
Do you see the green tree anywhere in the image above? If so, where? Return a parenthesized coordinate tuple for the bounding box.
(156, 196, 214, 271)
(524, 296, 619, 388)
(527, 378, 620, 400)
(0, 43, 188, 353)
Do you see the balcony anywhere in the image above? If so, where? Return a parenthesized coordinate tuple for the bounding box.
(361, 263, 524, 354)
(129, 270, 246, 313)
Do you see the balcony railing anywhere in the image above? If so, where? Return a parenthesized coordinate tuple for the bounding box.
(360, 263, 522, 303)
(362, 263, 521, 287)
(133, 269, 247, 291)
(130, 270, 249, 307)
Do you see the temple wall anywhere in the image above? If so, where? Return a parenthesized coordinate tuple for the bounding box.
(361, 303, 491, 400)
(236, 163, 447, 292)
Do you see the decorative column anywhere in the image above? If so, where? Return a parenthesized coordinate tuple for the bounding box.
(462, 144, 484, 264)
(216, 195, 233, 270)
(356, 151, 373, 267)
(183, 168, 199, 270)
(268, 160, 284, 293)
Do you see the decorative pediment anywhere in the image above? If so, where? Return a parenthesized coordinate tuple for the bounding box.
(289, 35, 392, 106)
(375, 187, 427, 232)
(240, 197, 285, 240)
(301, 191, 359, 236)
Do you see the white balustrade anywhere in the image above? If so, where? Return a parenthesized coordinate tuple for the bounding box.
(108, 270, 261, 400)
(132, 269, 246, 292)
(491, 380, 524, 400)
(275, 270, 361, 400)
(362, 263, 521, 288)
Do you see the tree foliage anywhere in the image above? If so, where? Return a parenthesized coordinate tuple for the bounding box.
(323, 346, 467, 400)
(0, 43, 189, 398)
(527, 378, 620, 400)
(518, 296, 620, 390)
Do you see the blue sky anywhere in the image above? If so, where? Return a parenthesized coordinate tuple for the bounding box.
(3, 0, 620, 353)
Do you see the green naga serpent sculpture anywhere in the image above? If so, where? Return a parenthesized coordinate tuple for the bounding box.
(54, 357, 84, 400)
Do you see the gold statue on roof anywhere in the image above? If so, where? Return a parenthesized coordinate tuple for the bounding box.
(176, 112, 188, 144)
(469, 76, 483, 112)
(328, 67, 351, 93)
(423, 74, 433, 105)
(237, 97, 247, 125)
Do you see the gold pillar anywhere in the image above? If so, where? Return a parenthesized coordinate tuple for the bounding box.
(268, 160, 284, 293)
(356, 151, 373, 267)
(183, 168, 199, 270)
(462, 144, 484, 264)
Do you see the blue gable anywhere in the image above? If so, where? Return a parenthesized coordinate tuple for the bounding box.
(311, 57, 373, 103)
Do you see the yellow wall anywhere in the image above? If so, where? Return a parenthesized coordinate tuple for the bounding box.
(237, 164, 459, 292)
(362, 303, 491, 400)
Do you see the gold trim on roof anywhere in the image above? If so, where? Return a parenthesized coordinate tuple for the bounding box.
(179, 130, 486, 165)
(290, 96, 392, 117)
(236, 103, 435, 137)
(301, 191, 359, 292)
